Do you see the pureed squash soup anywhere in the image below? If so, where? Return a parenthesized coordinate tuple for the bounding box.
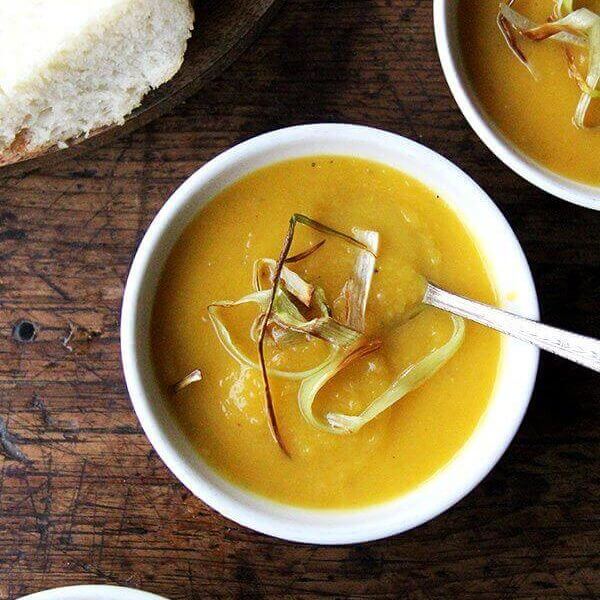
(458, 0, 600, 187)
(151, 156, 502, 509)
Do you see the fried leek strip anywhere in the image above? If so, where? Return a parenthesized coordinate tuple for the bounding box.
(497, 2, 600, 128)
(207, 214, 465, 455)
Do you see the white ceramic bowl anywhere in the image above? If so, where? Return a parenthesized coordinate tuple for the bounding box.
(19, 586, 168, 600)
(433, 0, 599, 210)
(121, 124, 540, 544)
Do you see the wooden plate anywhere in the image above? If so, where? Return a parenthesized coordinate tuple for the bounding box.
(0, 0, 283, 177)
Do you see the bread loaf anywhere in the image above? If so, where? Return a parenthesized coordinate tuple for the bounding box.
(0, 0, 194, 164)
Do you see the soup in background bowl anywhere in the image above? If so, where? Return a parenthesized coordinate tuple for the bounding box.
(434, 0, 600, 209)
(121, 124, 539, 543)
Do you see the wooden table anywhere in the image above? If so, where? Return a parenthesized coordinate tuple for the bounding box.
(1, 1, 598, 597)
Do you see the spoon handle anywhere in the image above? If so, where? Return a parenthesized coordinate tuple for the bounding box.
(423, 283, 600, 373)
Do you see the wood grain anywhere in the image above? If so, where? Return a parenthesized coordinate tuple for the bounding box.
(0, 0, 598, 598)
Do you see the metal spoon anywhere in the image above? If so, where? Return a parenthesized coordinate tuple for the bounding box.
(423, 283, 600, 373)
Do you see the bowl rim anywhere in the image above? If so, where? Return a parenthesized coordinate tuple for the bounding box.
(121, 123, 540, 544)
(433, 0, 599, 210)
(18, 586, 168, 600)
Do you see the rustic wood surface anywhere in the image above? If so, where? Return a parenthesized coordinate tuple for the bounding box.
(1, 0, 598, 598)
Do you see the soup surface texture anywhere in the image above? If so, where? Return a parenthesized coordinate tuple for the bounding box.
(151, 156, 502, 509)
(458, 0, 600, 186)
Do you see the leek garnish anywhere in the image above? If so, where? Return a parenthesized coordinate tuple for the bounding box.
(555, 0, 574, 19)
(270, 323, 306, 347)
(272, 286, 362, 346)
(498, 1, 600, 128)
(497, 2, 536, 75)
(261, 220, 312, 455)
(252, 256, 361, 346)
(207, 214, 466, 457)
(566, 46, 600, 97)
(298, 339, 383, 432)
(341, 228, 379, 331)
(256, 214, 374, 455)
(297, 315, 464, 435)
(208, 290, 336, 380)
(285, 239, 326, 264)
(574, 22, 600, 127)
(254, 258, 314, 307)
(173, 369, 203, 393)
(325, 316, 465, 434)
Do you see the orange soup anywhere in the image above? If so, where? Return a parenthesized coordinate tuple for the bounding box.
(458, 0, 600, 187)
(151, 156, 502, 509)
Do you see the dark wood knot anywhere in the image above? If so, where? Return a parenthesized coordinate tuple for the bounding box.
(12, 319, 38, 343)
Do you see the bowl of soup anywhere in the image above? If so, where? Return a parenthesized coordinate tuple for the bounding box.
(121, 124, 539, 543)
(434, 0, 600, 209)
